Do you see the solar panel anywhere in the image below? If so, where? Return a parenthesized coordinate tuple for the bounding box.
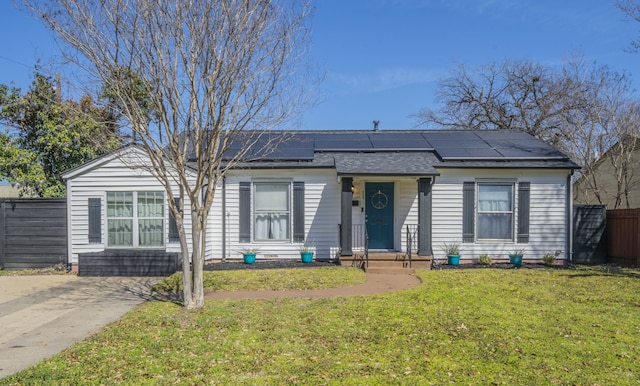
(422, 131, 480, 142)
(223, 132, 314, 161)
(428, 139, 493, 149)
(475, 131, 533, 140)
(435, 147, 503, 158)
(368, 132, 431, 149)
(313, 133, 373, 150)
(496, 147, 561, 158)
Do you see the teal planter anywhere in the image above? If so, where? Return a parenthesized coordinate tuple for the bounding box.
(243, 253, 256, 264)
(300, 252, 313, 263)
(509, 254, 523, 267)
(447, 254, 460, 266)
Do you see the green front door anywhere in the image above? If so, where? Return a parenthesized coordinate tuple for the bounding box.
(365, 182, 394, 249)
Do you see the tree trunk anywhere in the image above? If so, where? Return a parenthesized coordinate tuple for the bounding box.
(178, 219, 194, 308)
(186, 210, 204, 309)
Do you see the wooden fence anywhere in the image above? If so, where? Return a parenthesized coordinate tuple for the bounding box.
(0, 198, 68, 269)
(606, 209, 640, 267)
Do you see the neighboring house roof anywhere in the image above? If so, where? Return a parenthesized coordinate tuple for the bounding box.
(573, 135, 640, 208)
(0, 184, 22, 198)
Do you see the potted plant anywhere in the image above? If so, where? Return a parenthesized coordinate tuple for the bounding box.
(299, 243, 314, 263)
(509, 248, 524, 267)
(441, 241, 462, 266)
(241, 248, 259, 264)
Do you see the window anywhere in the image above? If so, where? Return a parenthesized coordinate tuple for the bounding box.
(477, 184, 513, 240)
(107, 191, 164, 247)
(254, 183, 290, 240)
(463, 181, 530, 243)
(137, 192, 164, 246)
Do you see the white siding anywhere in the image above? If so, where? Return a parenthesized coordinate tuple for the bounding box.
(67, 149, 572, 265)
(432, 169, 570, 261)
(396, 179, 419, 252)
(219, 169, 341, 260)
(66, 150, 193, 264)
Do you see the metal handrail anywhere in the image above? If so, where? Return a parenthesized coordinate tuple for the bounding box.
(407, 225, 412, 268)
(364, 225, 369, 268)
(405, 224, 419, 268)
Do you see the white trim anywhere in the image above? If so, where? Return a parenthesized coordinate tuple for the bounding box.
(66, 178, 74, 266)
(105, 190, 166, 248)
(62, 146, 141, 180)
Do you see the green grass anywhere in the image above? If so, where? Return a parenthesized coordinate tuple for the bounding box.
(4, 266, 640, 385)
(151, 266, 366, 292)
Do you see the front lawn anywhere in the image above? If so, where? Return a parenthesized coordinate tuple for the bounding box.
(4, 266, 640, 385)
(152, 266, 366, 293)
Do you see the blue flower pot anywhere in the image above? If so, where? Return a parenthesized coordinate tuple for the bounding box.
(243, 253, 256, 264)
(509, 254, 523, 267)
(447, 255, 460, 266)
(300, 252, 313, 263)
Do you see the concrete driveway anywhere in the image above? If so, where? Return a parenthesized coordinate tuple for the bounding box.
(0, 275, 161, 379)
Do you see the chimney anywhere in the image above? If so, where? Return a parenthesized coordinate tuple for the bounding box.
(373, 120, 380, 131)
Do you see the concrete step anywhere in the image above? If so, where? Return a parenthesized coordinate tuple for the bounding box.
(340, 253, 432, 271)
(365, 266, 416, 275)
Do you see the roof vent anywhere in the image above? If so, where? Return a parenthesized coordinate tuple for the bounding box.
(373, 120, 380, 131)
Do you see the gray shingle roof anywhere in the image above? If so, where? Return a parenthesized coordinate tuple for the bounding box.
(332, 152, 440, 176)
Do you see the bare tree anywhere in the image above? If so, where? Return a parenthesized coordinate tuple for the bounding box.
(553, 59, 640, 209)
(413, 59, 572, 149)
(21, 0, 314, 308)
(619, 0, 640, 52)
(414, 56, 640, 208)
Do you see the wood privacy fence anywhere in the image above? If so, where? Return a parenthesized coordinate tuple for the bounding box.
(606, 209, 640, 267)
(0, 198, 67, 269)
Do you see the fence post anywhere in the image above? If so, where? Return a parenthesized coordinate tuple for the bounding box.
(637, 210, 640, 268)
(0, 200, 4, 268)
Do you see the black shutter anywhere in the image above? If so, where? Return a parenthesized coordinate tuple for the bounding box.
(462, 182, 475, 243)
(168, 197, 180, 243)
(517, 182, 530, 243)
(88, 197, 101, 243)
(239, 182, 251, 243)
(293, 182, 305, 242)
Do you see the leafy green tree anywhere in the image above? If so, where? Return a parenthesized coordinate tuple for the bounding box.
(0, 73, 121, 197)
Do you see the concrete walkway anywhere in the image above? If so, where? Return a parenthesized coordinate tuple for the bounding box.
(0, 275, 159, 379)
(204, 272, 422, 300)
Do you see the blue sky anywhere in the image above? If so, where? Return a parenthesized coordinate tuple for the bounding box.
(1, 0, 639, 130)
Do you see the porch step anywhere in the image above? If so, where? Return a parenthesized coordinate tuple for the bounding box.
(340, 253, 432, 271)
(365, 266, 416, 275)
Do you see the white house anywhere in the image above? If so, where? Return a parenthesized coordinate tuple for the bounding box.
(62, 130, 580, 274)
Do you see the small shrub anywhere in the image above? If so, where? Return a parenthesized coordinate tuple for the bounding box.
(510, 248, 525, 256)
(441, 241, 462, 256)
(542, 251, 557, 266)
(478, 254, 492, 265)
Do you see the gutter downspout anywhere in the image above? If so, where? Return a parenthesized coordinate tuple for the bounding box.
(567, 170, 574, 263)
(222, 176, 227, 262)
